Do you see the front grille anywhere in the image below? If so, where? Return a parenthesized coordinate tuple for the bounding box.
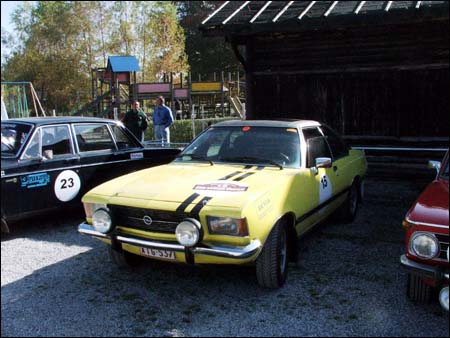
(435, 233, 449, 261)
(109, 205, 194, 234)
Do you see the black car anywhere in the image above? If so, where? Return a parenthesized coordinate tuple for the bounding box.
(1, 117, 180, 232)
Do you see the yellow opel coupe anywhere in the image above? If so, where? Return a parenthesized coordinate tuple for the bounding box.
(79, 120, 367, 288)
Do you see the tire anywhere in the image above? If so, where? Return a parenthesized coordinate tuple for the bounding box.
(337, 182, 359, 223)
(407, 273, 432, 303)
(256, 223, 288, 289)
(108, 246, 142, 268)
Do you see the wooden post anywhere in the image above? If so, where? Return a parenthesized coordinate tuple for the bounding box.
(170, 72, 174, 112)
(188, 72, 192, 120)
(221, 71, 225, 116)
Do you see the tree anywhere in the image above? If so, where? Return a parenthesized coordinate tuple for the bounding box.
(176, 1, 242, 78)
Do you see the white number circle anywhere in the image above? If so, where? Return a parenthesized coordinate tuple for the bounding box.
(54, 170, 81, 202)
(319, 174, 332, 204)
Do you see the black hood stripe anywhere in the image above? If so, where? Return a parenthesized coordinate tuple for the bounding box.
(219, 171, 243, 180)
(190, 197, 213, 216)
(176, 193, 200, 213)
(233, 172, 255, 181)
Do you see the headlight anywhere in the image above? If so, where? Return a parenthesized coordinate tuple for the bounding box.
(176, 219, 202, 247)
(207, 216, 248, 236)
(409, 232, 439, 259)
(92, 208, 112, 234)
(83, 202, 108, 219)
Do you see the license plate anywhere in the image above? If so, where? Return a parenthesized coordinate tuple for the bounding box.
(140, 247, 176, 261)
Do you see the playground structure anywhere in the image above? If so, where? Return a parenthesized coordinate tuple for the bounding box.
(1, 82, 46, 119)
(75, 56, 245, 120)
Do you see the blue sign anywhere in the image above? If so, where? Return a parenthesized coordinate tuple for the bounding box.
(21, 173, 51, 189)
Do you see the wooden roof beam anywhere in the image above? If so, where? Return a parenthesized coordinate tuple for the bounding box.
(223, 1, 251, 25)
(298, 1, 316, 20)
(354, 1, 366, 14)
(250, 1, 272, 23)
(201, 1, 230, 25)
(273, 1, 294, 22)
(324, 1, 339, 17)
(385, 1, 393, 11)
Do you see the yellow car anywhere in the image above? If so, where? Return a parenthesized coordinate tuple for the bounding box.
(79, 120, 367, 288)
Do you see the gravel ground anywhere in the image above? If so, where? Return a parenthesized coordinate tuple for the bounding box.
(1, 176, 449, 337)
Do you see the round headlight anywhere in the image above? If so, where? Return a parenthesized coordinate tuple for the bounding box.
(92, 208, 112, 234)
(410, 232, 439, 259)
(176, 219, 201, 247)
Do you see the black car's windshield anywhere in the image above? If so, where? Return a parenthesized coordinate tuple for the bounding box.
(1, 123, 32, 156)
(176, 126, 301, 168)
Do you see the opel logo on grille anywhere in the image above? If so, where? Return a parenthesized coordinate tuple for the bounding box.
(143, 215, 153, 226)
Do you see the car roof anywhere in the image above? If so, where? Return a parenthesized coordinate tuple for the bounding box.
(1, 116, 117, 126)
(213, 119, 321, 129)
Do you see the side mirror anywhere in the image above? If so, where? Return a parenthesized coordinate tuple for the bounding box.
(316, 157, 332, 168)
(428, 160, 441, 174)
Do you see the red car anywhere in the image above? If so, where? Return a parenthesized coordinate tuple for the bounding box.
(401, 150, 449, 311)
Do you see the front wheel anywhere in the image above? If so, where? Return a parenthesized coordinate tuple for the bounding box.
(407, 273, 432, 303)
(109, 246, 142, 268)
(256, 223, 288, 289)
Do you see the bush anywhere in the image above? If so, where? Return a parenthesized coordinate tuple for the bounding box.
(144, 117, 239, 143)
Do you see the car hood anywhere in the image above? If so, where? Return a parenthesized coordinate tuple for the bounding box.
(408, 179, 449, 226)
(85, 163, 296, 209)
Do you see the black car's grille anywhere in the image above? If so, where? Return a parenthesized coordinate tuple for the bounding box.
(109, 205, 195, 233)
(435, 233, 449, 261)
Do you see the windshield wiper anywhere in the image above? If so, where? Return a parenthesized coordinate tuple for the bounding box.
(221, 156, 283, 170)
(177, 153, 214, 165)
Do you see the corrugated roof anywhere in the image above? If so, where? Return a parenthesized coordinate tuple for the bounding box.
(200, 1, 449, 35)
(107, 56, 140, 72)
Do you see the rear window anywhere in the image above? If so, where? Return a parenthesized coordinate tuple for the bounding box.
(74, 124, 115, 152)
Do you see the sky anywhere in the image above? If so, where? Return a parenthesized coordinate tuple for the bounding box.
(1, 1, 23, 34)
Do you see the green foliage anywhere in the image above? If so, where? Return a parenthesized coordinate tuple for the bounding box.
(144, 117, 238, 143)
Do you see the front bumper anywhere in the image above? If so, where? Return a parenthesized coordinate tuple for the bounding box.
(400, 254, 449, 282)
(78, 222, 261, 261)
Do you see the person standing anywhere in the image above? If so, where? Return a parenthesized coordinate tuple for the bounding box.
(152, 96, 174, 143)
(122, 100, 148, 142)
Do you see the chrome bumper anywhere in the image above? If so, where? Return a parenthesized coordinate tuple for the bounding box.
(78, 222, 261, 260)
(400, 254, 449, 281)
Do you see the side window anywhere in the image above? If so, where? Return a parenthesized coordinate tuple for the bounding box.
(42, 126, 72, 157)
(74, 124, 115, 152)
(303, 127, 332, 168)
(320, 126, 348, 159)
(111, 125, 140, 150)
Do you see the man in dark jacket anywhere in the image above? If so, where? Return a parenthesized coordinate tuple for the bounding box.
(122, 100, 148, 141)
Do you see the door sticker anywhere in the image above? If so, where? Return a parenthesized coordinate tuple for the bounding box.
(54, 170, 81, 202)
(319, 174, 332, 204)
(130, 152, 143, 159)
(21, 173, 50, 189)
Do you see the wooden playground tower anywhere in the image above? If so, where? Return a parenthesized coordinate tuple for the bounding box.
(76, 56, 245, 119)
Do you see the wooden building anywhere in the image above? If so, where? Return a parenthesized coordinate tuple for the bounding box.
(200, 1, 449, 147)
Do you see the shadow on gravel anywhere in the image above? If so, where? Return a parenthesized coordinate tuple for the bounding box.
(2, 177, 448, 337)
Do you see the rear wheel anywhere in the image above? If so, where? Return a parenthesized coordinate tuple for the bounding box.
(109, 246, 142, 268)
(256, 223, 288, 289)
(407, 273, 432, 303)
(337, 182, 359, 223)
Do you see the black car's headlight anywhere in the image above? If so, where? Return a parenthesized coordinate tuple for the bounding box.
(207, 216, 249, 236)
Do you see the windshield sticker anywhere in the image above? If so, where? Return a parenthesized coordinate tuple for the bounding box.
(131, 152, 143, 159)
(21, 173, 51, 189)
(54, 170, 81, 202)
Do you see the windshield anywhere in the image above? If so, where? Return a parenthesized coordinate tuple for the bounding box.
(176, 126, 301, 168)
(1, 123, 32, 157)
